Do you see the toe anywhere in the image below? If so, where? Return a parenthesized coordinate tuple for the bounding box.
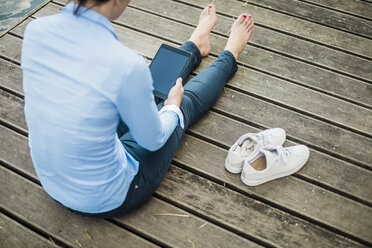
(201, 7, 208, 16)
(238, 13, 248, 23)
(208, 4, 216, 14)
(247, 20, 254, 31)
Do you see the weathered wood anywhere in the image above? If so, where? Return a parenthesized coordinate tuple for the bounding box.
(157, 165, 367, 248)
(110, 9, 372, 135)
(117, 197, 261, 248)
(213, 88, 372, 169)
(1, 79, 371, 199)
(3, 8, 372, 166)
(130, 0, 372, 83)
(0, 167, 158, 248)
(0, 129, 366, 248)
(176, 0, 372, 59)
(1, 91, 370, 207)
(40, 2, 372, 106)
(0, 127, 260, 247)
(175, 134, 372, 243)
(298, 0, 372, 20)
(188, 111, 372, 205)
(12, 2, 372, 109)
(245, 0, 372, 38)
(0, 59, 23, 95)
(1, 77, 372, 243)
(2, 1, 371, 246)
(2, 16, 372, 169)
(129, 0, 372, 107)
(0, 213, 59, 248)
(0, 90, 27, 129)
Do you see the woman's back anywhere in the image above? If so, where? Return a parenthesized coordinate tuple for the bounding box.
(21, 3, 142, 213)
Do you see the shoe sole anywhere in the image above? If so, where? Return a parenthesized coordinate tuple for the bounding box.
(225, 161, 243, 174)
(240, 158, 307, 186)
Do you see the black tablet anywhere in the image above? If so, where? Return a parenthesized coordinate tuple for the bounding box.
(150, 44, 192, 99)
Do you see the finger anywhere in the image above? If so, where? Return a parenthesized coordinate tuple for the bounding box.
(176, 77, 183, 85)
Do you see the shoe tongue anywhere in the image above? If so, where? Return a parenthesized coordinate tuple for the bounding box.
(234, 138, 256, 157)
(261, 148, 277, 167)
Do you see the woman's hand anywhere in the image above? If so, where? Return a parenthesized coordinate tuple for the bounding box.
(164, 78, 184, 107)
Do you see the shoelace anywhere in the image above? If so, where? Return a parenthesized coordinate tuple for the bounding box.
(262, 145, 294, 165)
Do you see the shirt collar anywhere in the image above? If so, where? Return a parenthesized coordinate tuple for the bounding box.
(63, 2, 118, 40)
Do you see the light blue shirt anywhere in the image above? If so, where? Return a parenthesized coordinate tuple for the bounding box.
(21, 3, 184, 213)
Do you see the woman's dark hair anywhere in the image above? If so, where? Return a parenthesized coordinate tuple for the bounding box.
(72, 0, 110, 15)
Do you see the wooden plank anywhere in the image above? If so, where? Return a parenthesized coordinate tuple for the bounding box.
(245, 0, 372, 38)
(1, 75, 371, 201)
(129, 0, 372, 105)
(1, 71, 372, 243)
(0, 127, 366, 248)
(188, 111, 372, 205)
(0, 127, 260, 247)
(1, 92, 370, 207)
(130, 0, 372, 83)
(213, 88, 372, 169)
(116, 197, 261, 248)
(176, 0, 372, 58)
(0, 59, 23, 95)
(157, 165, 367, 248)
(6, 5, 372, 135)
(44, 2, 372, 105)
(298, 0, 372, 20)
(2, 57, 372, 195)
(0, 1, 370, 246)
(175, 134, 372, 243)
(9, 1, 372, 109)
(0, 213, 59, 248)
(2, 18, 372, 168)
(0, 89, 27, 129)
(0, 168, 158, 248)
(104, 9, 372, 135)
(5, 17, 371, 169)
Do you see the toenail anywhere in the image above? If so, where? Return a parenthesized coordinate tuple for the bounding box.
(209, 5, 212, 8)
(249, 15, 251, 18)
(243, 14, 247, 18)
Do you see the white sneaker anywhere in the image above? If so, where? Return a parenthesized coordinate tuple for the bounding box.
(241, 145, 310, 186)
(225, 128, 286, 174)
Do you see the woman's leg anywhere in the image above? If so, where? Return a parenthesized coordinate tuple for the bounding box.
(110, 51, 237, 217)
(106, 11, 254, 218)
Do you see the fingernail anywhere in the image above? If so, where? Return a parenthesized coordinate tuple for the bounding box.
(243, 14, 247, 18)
(209, 5, 212, 8)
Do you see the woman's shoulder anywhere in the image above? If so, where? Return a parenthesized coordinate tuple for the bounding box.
(111, 41, 146, 68)
(24, 13, 62, 37)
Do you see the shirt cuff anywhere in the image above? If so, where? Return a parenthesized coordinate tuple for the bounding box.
(159, 104, 185, 129)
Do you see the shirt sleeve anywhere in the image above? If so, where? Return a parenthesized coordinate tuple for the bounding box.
(115, 56, 184, 151)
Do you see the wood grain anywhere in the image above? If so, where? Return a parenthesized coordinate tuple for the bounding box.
(0, 213, 59, 248)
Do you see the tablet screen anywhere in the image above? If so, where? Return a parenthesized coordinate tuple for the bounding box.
(150, 44, 191, 99)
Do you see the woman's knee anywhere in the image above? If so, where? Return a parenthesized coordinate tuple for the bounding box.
(180, 92, 205, 128)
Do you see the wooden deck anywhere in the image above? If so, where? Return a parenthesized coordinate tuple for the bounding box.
(1, 0, 371, 247)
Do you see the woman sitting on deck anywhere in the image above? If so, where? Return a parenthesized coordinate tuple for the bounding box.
(21, 0, 254, 218)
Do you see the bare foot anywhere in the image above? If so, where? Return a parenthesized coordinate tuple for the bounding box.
(224, 14, 254, 60)
(188, 4, 218, 57)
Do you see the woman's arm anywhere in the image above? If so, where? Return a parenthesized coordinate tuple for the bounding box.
(115, 57, 184, 151)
